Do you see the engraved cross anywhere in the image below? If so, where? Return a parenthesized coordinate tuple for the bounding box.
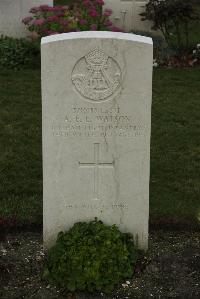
(79, 143, 114, 200)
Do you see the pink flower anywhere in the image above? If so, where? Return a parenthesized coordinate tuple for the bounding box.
(39, 5, 51, 11)
(46, 6, 55, 11)
(110, 25, 122, 32)
(103, 8, 112, 17)
(51, 5, 64, 11)
(47, 15, 58, 22)
(59, 19, 69, 26)
(22, 16, 33, 25)
(56, 13, 65, 18)
(95, 0, 104, 5)
(83, 0, 90, 7)
(90, 24, 97, 30)
(89, 9, 99, 17)
(34, 18, 45, 26)
(79, 19, 87, 25)
(104, 20, 113, 27)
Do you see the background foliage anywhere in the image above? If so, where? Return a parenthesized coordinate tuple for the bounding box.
(141, 0, 200, 52)
(0, 37, 40, 70)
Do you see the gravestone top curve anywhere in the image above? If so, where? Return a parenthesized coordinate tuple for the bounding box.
(41, 31, 153, 45)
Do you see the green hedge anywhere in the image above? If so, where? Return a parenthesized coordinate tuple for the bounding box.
(0, 36, 40, 70)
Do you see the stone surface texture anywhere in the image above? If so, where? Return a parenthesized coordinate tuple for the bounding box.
(0, 0, 53, 38)
(104, 0, 152, 32)
(42, 31, 153, 250)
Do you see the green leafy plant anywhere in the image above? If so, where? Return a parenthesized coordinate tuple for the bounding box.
(0, 36, 40, 70)
(140, 0, 199, 53)
(43, 219, 138, 293)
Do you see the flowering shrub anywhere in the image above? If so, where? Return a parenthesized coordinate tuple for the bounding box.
(22, 1, 121, 39)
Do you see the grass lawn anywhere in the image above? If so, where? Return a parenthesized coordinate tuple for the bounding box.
(0, 68, 199, 227)
(151, 68, 200, 226)
(0, 70, 42, 224)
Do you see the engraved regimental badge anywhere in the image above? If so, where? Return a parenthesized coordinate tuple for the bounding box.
(72, 48, 122, 102)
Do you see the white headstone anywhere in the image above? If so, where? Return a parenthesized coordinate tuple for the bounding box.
(42, 31, 153, 250)
(104, 0, 152, 32)
(0, 0, 53, 38)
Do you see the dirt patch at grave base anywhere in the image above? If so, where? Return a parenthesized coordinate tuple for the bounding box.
(0, 230, 200, 299)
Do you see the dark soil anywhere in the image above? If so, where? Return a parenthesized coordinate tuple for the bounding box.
(0, 230, 200, 299)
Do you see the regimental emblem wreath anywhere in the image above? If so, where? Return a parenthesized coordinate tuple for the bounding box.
(72, 48, 122, 102)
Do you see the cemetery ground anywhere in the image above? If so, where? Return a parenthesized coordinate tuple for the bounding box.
(0, 67, 200, 298)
